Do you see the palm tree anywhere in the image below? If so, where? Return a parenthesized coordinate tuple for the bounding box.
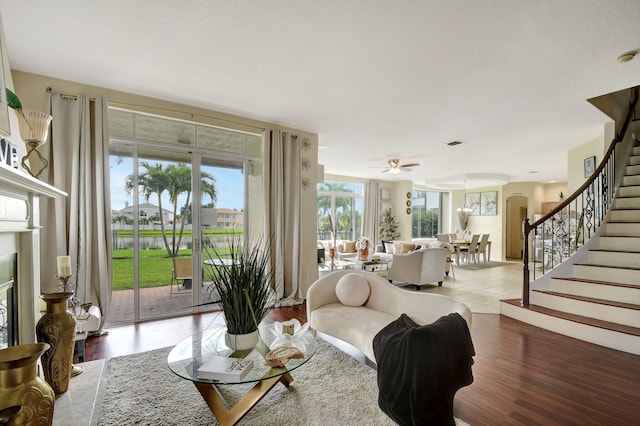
(126, 162, 217, 257)
(165, 163, 217, 256)
(126, 162, 173, 254)
(317, 182, 354, 239)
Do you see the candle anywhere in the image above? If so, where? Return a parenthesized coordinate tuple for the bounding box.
(57, 256, 71, 277)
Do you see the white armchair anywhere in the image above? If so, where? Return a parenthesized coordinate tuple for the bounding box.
(387, 247, 449, 290)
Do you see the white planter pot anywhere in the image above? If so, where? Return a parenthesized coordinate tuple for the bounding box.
(225, 330, 259, 350)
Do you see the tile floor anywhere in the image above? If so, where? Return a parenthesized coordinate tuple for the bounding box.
(403, 260, 523, 314)
(52, 359, 105, 426)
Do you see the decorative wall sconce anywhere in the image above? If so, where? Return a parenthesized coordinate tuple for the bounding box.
(18, 109, 52, 179)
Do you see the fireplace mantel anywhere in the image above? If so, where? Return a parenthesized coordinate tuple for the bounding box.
(0, 163, 66, 344)
(0, 164, 65, 199)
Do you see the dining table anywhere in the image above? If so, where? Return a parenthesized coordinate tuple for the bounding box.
(451, 239, 491, 264)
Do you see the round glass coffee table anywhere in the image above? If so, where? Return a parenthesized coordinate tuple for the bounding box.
(168, 322, 316, 426)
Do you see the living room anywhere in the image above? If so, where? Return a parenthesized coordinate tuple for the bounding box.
(1, 2, 640, 425)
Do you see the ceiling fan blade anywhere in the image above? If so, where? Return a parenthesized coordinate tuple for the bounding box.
(380, 169, 390, 173)
(401, 168, 413, 172)
(399, 163, 420, 168)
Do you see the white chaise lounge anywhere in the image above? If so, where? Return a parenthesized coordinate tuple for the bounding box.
(306, 270, 472, 363)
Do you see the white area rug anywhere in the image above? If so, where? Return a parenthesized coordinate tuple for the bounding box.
(98, 339, 470, 425)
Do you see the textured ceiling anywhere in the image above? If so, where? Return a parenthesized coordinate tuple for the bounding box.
(1, 0, 639, 188)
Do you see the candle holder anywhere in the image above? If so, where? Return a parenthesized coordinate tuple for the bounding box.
(56, 275, 73, 293)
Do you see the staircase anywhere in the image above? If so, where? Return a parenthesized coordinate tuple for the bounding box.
(501, 142, 640, 355)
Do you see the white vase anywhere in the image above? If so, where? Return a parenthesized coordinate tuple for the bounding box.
(225, 330, 259, 350)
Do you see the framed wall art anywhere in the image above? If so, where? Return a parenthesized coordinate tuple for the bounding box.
(584, 156, 595, 178)
(480, 191, 497, 215)
(465, 192, 481, 216)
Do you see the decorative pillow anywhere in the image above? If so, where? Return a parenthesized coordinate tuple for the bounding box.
(335, 273, 370, 306)
(342, 240, 356, 253)
(393, 242, 402, 254)
(384, 243, 395, 254)
(397, 243, 415, 253)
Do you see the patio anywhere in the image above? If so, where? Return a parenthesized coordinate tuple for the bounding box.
(107, 282, 221, 326)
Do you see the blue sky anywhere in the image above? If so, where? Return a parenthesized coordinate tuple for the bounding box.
(109, 156, 244, 212)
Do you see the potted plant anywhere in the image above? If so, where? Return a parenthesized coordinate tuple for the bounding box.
(204, 234, 276, 350)
(379, 208, 400, 241)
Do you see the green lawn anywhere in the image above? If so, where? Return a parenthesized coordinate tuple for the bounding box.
(112, 247, 233, 291)
(111, 249, 186, 290)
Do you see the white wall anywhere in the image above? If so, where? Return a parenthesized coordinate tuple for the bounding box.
(567, 129, 607, 193)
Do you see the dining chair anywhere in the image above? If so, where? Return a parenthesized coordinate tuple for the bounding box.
(458, 234, 480, 263)
(477, 234, 490, 262)
(436, 234, 450, 243)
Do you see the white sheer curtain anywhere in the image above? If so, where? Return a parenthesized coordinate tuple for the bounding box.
(41, 92, 112, 331)
(264, 129, 302, 305)
(362, 181, 379, 246)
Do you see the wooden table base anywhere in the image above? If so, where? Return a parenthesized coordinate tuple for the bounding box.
(194, 371, 293, 426)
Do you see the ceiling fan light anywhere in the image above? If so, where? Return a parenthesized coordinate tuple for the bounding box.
(389, 168, 401, 175)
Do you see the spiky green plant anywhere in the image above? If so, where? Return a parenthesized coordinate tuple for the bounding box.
(204, 234, 276, 335)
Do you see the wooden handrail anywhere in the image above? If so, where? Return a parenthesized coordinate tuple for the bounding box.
(521, 86, 639, 305)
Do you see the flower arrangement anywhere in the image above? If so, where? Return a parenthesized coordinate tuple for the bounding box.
(357, 237, 370, 250)
(357, 237, 370, 260)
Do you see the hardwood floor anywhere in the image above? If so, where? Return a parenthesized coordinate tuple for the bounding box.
(83, 305, 640, 425)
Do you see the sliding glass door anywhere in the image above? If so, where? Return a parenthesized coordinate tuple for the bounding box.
(107, 107, 262, 326)
(108, 148, 251, 325)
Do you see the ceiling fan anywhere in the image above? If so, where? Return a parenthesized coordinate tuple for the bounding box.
(380, 159, 420, 174)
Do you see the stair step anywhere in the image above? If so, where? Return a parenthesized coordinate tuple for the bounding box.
(622, 175, 640, 186)
(573, 263, 640, 285)
(599, 235, 640, 251)
(631, 155, 640, 166)
(531, 290, 640, 328)
(500, 299, 640, 355)
(613, 197, 640, 209)
(609, 209, 640, 222)
(605, 221, 640, 236)
(617, 185, 640, 197)
(588, 248, 640, 268)
(627, 164, 640, 176)
(551, 277, 640, 304)
(502, 298, 640, 336)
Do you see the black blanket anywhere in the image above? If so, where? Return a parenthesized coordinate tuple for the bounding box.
(373, 313, 475, 426)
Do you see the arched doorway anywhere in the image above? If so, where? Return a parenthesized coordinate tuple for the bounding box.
(505, 196, 528, 260)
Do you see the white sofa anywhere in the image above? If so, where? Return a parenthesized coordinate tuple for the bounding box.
(317, 239, 359, 260)
(374, 239, 455, 275)
(387, 247, 449, 289)
(306, 270, 472, 363)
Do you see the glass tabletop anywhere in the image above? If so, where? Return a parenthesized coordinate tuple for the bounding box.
(167, 322, 316, 385)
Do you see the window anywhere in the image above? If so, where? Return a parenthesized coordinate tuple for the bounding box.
(411, 189, 442, 238)
(317, 181, 363, 241)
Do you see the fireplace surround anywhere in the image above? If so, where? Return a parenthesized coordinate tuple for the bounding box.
(0, 253, 17, 348)
(0, 164, 65, 345)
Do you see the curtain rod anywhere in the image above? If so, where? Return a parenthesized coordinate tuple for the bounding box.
(45, 87, 266, 132)
(46, 87, 95, 102)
